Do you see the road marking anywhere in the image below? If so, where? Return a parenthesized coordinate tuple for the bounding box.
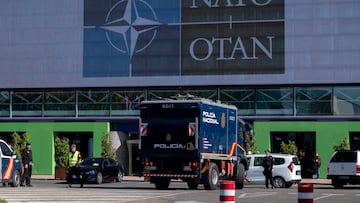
(238, 192, 277, 198)
(289, 192, 345, 200)
(174, 202, 206, 203)
(314, 193, 344, 200)
(0, 187, 196, 203)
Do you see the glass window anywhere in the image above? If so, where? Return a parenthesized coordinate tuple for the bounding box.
(0, 142, 13, 156)
(274, 158, 285, 165)
(330, 151, 357, 162)
(108, 159, 117, 167)
(292, 157, 300, 165)
(78, 90, 110, 116)
(295, 87, 332, 115)
(220, 88, 255, 115)
(103, 159, 111, 168)
(111, 90, 144, 111)
(44, 90, 76, 117)
(255, 88, 293, 115)
(254, 157, 264, 166)
(0, 91, 10, 117)
(12, 91, 43, 117)
(333, 87, 360, 115)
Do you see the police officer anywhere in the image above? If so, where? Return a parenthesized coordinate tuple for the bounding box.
(262, 149, 274, 189)
(67, 144, 83, 188)
(21, 142, 33, 187)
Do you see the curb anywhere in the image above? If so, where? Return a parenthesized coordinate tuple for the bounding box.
(31, 176, 331, 184)
(300, 179, 331, 185)
(32, 175, 145, 181)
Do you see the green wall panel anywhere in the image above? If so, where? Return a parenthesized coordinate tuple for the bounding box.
(0, 122, 109, 175)
(253, 121, 360, 178)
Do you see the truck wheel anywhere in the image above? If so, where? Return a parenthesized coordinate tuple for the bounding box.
(154, 178, 170, 190)
(203, 162, 219, 190)
(235, 163, 245, 189)
(187, 180, 199, 189)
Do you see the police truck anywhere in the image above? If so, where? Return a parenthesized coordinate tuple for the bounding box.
(139, 98, 248, 190)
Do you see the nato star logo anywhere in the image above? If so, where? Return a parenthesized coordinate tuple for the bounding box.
(83, 0, 181, 77)
(102, 0, 161, 58)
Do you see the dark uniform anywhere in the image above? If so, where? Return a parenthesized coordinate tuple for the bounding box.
(21, 142, 33, 186)
(262, 150, 274, 189)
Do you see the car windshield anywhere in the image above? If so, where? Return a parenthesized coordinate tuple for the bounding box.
(80, 158, 103, 166)
(330, 151, 357, 162)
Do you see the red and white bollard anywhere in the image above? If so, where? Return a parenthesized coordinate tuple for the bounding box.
(220, 180, 235, 203)
(298, 183, 314, 203)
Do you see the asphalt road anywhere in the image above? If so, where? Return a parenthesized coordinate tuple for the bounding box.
(1, 179, 359, 203)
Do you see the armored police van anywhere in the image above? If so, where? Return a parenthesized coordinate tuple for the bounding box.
(0, 138, 22, 187)
(139, 99, 248, 190)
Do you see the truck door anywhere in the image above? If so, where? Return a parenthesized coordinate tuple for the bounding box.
(141, 118, 196, 152)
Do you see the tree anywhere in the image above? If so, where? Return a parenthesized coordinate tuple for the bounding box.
(12, 132, 30, 163)
(280, 140, 298, 155)
(54, 136, 70, 167)
(245, 131, 258, 154)
(333, 138, 350, 151)
(101, 132, 116, 160)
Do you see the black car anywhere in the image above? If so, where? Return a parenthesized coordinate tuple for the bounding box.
(79, 157, 124, 184)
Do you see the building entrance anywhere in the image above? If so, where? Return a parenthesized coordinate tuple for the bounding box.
(350, 132, 360, 150)
(270, 131, 316, 178)
(55, 132, 93, 159)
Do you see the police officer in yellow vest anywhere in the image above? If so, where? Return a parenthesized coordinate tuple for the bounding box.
(67, 144, 83, 188)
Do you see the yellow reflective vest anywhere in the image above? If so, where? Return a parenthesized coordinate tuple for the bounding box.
(69, 151, 81, 167)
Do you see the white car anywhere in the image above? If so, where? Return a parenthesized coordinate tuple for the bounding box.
(327, 150, 360, 188)
(245, 153, 302, 188)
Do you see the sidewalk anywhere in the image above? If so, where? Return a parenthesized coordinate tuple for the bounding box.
(32, 175, 331, 184)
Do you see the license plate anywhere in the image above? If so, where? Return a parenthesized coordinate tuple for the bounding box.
(296, 171, 301, 175)
(339, 176, 349, 180)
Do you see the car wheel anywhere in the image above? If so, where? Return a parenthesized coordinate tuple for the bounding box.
(96, 172, 103, 184)
(11, 170, 21, 187)
(273, 176, 285, 188)
(116, 170, 123, 182)
(203, 162, 219, 190)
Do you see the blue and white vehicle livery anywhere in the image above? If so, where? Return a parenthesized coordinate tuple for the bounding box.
(139, 99, 248, 190)
(0, 138, 22, 187)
